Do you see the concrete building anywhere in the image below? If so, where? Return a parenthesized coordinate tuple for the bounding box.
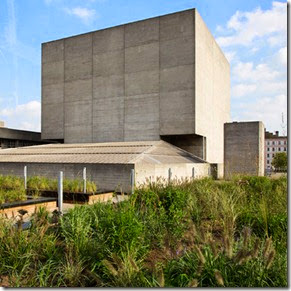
(224, 121, 265, 178)
(41, 8, 230, 165)
(0, 141, 210, 192)
(0, 121, 48, 149)
(265, 130, 287, 170)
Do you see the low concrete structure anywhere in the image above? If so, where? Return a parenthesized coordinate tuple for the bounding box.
(0, 126, 48, 149)
(0, 141, 210, 193)
(41, 8, 230, 165)
(224, 121, 265, 178)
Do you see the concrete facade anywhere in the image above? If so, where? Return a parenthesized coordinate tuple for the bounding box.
(224, 122, 265, 178)
(0, 162, 133, 193)
(41, 9, 230, 164)
(0, 161, 210, 193)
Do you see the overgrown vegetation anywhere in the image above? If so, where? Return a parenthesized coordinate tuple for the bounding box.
(27, 176, 97, 194)
(0, 176, 287, 287)
(0, 175, 97, 204)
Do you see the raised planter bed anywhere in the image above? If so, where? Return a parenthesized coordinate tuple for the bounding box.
(26, 188, 114, 204)
(0, 196, 57, 219)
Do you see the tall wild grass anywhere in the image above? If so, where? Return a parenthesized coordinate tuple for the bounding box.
(0, 176, 287, 287)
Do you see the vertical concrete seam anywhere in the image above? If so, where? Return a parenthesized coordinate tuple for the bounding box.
(123, 25, 126, 141)
(63, 39, 65, 142)
(193, 10, 196, 134)
(41, 45, 43, 137)
(91, 33, 94, 142)
(158, 16, 161, 138)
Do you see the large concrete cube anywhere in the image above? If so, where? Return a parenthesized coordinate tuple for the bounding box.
(41, 9, 230, 165)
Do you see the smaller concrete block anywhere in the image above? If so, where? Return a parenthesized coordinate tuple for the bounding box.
(93, 50, 124, 77)
(160, 89, 195, 135)
(41, 102, 64, 139)
(65, 79, 92, 103)
(125, 18, 159, 48)
(160, 64, 194, 92)
(42, 40, 64, 64)
(125, 42, 159, 73)
(42, 83, 64, 105)
(93, 26, 124, 54)
(64, 100, 92, 126)
(65, 57, 92, 82)
(224, 122, 265, 178)
(125, 70, 159, 96)
(65, 34, 92, 60)
(65, 125, 92, 143)
(160, 10, 194, 41)
(160, 37, 194, 68)
(93, 75, 124, 99)
(42, 61, 64, 86)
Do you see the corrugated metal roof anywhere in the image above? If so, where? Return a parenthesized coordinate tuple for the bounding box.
(0, 141, 206, 165)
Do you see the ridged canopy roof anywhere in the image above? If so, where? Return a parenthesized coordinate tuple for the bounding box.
(0, 141, 206, 165)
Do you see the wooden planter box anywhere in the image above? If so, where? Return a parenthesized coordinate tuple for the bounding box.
(0, 196, 57, 219)
(26, 189, 114, 204)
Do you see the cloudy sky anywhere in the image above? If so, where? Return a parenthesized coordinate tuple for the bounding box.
(0, 0, 287, 134)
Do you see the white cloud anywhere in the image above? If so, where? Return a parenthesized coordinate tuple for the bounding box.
(232, 80, 286, 99)
(216, 1, 287, 47)
(232, 84, 256, 98)
(232, 62, 280, 82)
(236, 94, 287, 133)
(276, 46, 287, 66)
(0, 101, 41, 131)
(64, 7, 97, 24)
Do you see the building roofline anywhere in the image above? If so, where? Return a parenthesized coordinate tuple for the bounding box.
(42, 8, 196, 45)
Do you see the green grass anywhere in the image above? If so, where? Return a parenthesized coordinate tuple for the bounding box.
(0, 176, 287, 287)
(0, 175, 98, 204)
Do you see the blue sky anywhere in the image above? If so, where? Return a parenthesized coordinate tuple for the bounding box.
(0, 0, 287, 134)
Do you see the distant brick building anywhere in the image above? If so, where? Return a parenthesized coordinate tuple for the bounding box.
(265, 130, 287, 170)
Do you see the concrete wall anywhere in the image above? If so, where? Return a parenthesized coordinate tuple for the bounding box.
(41, 9, 230, 165)
(42, 40, 65, 140)
(135, 162, 210, 187)
(0, 162, 133, 193)
(194, 11, 230, 163)
(224, 121, 265, 178)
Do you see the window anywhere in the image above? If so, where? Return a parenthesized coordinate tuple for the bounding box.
(284, 147, 287, 151)
(273, 141, 275, 145)
(267, 147, 270, 151)
(284, 141, 287, 145)
(267, 141, 270, 145)
(267, 160, 270, 164)
(278, 147, 281, 151)
(273, 148, 275, 151)
(267, 154, 269, 157)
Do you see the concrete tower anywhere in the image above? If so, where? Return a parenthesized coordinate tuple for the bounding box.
(41, 9, 230, 164)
